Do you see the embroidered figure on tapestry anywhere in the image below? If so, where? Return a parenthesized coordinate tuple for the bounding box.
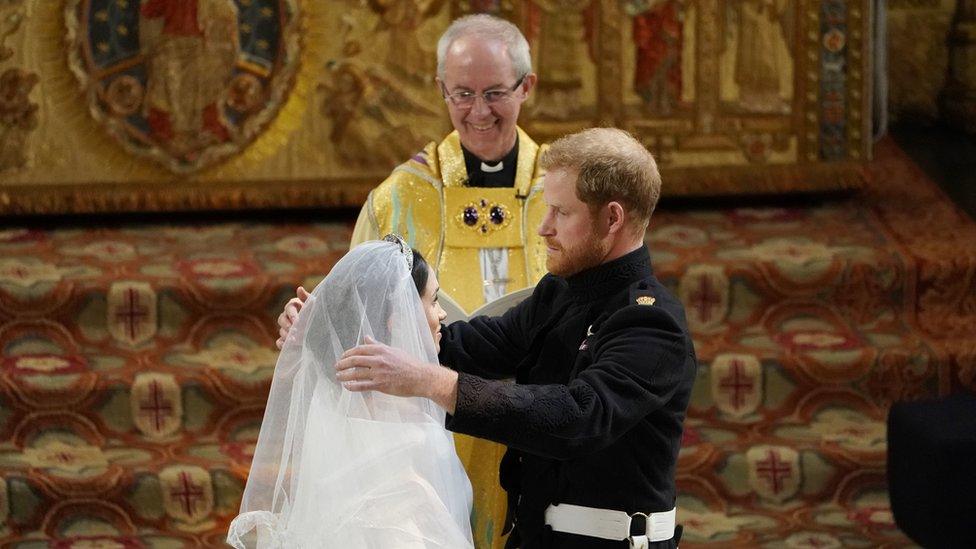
(628, 0, 687, 115)
(0, 4, 38, 172)
(522, 0, 597, 119)
(721, 0, 795, 113)
(317, 14, 445, 168)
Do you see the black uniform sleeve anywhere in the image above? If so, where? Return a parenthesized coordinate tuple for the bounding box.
(445, 305, 691, 459)
(437, 276, 558, 380)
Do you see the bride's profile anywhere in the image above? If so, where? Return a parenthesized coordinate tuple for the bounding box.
(227, 235, 473, 548)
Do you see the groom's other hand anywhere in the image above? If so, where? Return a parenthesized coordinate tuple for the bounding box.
(275, 286, 310, 349)
(336, 336, 458, 413)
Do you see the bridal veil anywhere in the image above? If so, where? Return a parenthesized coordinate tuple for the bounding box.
(227, 240, 473, 548)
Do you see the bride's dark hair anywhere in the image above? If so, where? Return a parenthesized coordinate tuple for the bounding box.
(409, 248, 430, 297)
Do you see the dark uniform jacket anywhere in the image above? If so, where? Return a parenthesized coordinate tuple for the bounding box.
(440, 246, 697, 549)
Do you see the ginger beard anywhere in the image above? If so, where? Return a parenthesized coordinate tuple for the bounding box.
(544, 220, 612, 278)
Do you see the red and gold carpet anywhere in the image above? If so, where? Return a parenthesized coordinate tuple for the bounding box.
(1, 139, 973, 547)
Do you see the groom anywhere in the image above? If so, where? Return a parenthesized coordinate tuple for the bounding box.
(336, 128, 697, 549)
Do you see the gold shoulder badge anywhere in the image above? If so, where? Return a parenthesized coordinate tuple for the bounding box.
(636, 296, 656, 306)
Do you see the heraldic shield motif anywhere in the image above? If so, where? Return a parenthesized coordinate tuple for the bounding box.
(65, 0, 300, 174)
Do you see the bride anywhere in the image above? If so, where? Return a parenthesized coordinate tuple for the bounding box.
(227, 235, 473, 548)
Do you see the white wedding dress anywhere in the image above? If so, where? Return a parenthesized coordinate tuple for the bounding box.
(227, 241, 473, 548)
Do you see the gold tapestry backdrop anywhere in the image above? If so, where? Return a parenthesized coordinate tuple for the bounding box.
(0, 0, 872, 214)
(887, 0, 956, 123)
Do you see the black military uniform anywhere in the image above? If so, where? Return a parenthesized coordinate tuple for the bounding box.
(440, 246, 697, 549)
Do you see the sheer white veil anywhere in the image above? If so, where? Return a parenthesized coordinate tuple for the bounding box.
(227, 240, 473, 548)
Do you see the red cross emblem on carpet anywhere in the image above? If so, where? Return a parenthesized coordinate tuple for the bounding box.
(711, 353, 763, 418)
(108, 282, 157, 346)
(160, 465, 214, 529)
(132, 373, 182, 440)
(679, 265, 729, 331)
(747, 445, 801, 502)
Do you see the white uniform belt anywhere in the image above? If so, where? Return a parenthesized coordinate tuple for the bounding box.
(544, 503, 676, 542)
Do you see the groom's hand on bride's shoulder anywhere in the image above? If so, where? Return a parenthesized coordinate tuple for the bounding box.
(275, 286, 310, 349)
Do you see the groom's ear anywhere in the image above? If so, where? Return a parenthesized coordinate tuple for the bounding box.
(606, 201, 626, 235)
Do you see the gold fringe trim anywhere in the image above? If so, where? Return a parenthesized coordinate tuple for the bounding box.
(659, 162, 866, 197)
(0, 161, 866, 215)
(0, 179, 375, 215)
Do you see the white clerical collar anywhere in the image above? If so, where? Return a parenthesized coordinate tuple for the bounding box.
(481, 161, 504, 173)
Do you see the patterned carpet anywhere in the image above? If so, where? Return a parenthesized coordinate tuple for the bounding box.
(1, 139, 973, 548)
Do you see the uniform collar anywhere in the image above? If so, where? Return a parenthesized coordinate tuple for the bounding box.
(565, 246, 652, 302)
